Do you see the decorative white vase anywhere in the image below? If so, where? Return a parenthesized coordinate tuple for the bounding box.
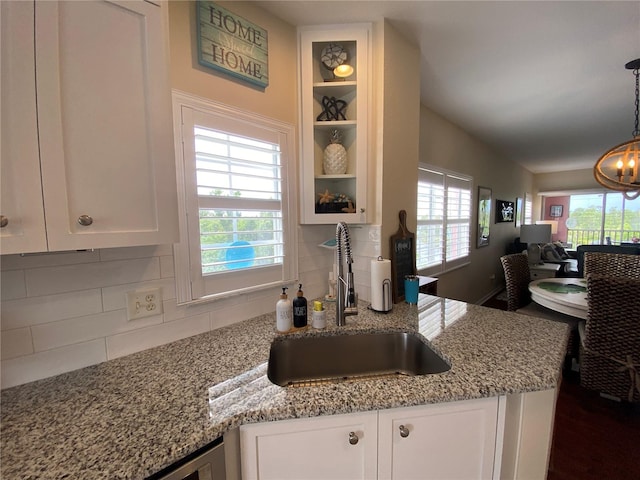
(323, 129, 347, 175)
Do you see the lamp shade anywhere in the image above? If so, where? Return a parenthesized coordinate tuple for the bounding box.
(520, 224, 552, 244)
(535, 220, 559, 235)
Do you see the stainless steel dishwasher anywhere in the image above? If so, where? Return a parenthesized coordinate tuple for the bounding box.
(152, 438, 226, 480)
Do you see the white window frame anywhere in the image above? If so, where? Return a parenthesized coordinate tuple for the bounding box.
(524, 193, 533, 225)
(172, 91, 298, 304)
(416, 163, 472, 276)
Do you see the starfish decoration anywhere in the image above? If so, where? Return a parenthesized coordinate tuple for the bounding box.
(341, 201, 356, 213)
(317, 189, 335, 204)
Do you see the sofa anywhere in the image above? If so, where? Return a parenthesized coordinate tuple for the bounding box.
(574, 244, 640, 277)
(506, 238, 640, 277)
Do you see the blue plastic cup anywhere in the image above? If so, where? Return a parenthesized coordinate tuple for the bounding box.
(404, 275, 419, 304)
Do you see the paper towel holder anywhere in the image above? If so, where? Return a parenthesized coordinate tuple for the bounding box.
(371, 256, 393, 313)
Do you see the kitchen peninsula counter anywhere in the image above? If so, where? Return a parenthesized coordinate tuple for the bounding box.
(1, 295, 569, 479)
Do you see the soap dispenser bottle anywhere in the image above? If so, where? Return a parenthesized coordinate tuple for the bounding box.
(293, 284, 308, 328)
(276, 287, 292, 332)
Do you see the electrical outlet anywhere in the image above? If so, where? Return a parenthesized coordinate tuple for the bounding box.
(126, 288, 163, 321)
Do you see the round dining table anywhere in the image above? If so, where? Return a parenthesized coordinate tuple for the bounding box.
(528, 277, 588, 319)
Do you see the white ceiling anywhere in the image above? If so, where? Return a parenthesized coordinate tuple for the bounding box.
(257, 1, 640, 174)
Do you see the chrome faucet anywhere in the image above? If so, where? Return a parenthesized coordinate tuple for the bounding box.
(336, 222, 358, 326)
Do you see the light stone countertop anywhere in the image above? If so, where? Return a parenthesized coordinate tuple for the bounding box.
(0, 295, 569, 479)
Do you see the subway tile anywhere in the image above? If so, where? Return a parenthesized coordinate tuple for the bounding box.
(1, 328, 33, 360)
(101, 278, 176, 312)
(297, 224, 334, 244)
(162, 298, 217, 323)
(210, 296, 272, 330)
(0, 339, 107, 389)
(1, 289, 103, 330)
(0, 250, 100, 271)
(31, 309, 162, 352)
(99, 244, 171, 261)
(1, 269, 27, 301)
(106, 314, 210, 360)
(25, 257, 161, 296)
(159, 255, 175, 278)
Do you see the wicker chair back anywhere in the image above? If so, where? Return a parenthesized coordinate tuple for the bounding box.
(581, 274, 640, 402)
(500, 253, 532, 311)
(583, 252, 640, 278)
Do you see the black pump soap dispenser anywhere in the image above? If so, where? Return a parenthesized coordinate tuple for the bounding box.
(293, 284, 308, 328)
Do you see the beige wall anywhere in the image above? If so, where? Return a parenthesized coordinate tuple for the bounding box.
(378, 20, 421, 259)
(419, 108, 535, 303)
(168, 1, 297, 125)
(534, 169, 599, 193)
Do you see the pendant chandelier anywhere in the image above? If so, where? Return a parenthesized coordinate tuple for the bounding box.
(594, 59, 640, 200)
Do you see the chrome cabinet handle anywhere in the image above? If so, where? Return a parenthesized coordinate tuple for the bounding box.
(77, 215, 93, 226)
(399, 425, 410, 438)
(348, 431, 359, 445)
(0, 215, 7, 228)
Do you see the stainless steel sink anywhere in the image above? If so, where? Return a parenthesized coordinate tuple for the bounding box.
(267, 331, 450, 387)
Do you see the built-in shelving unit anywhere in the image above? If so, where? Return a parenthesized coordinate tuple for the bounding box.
(298, 24, 371, 224)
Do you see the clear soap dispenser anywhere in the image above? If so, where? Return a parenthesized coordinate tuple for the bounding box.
(276, 287, 292, 332)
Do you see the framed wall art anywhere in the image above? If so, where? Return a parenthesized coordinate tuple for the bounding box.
(477, 186, 492, 248)
(515, 197, 523, 227)
(550, 205, 563, 217)
(495, 199, 515, 223)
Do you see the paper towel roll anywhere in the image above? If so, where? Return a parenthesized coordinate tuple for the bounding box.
(371, 257, 392, 312)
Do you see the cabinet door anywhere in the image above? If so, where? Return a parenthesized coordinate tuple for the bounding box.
(378, 397, 502, 480)
(240, 411, 378, 480)
(0, 1, 48, 254)
(35, 0, 178, 251)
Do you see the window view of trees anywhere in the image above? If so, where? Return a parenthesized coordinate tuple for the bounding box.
(200, 208, 281, 274)
(567, 193, 640, 245)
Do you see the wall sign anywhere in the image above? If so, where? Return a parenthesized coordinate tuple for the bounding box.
(196, 1, 269, 88)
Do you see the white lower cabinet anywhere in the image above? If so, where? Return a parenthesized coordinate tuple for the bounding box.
(239, 396, 504, 480)
(378, 398, 502, 479)
(240, 410, 378, 480)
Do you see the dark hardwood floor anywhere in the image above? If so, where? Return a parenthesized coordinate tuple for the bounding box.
(548, 372, 640, 480)
(482, 294, 640, 480)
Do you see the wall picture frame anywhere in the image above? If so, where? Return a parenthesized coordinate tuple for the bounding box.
(477, 186, 492, 248)
(550, 205, 563, 217)
(495, 199, 515, 223)
(515, 197, 523, 227)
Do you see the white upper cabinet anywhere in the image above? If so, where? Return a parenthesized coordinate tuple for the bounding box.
(0, 0, 178, 254)
(298, 24, 371, 224)
(0, 1, 48, 253)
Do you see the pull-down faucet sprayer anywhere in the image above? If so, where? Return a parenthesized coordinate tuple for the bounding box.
(336, 222, 357, 326)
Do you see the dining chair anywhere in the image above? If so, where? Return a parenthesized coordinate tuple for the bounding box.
(500, 253, 579, 358)
(583, 251, 640, 278)
(581, 274, 640, 402)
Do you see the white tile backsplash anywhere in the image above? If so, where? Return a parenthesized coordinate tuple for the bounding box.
(106, 313, 210, 359)
(25, 257, 161, 296)
(31, 309, 162, 352)
(0, 339, 107, 387)
(1, 290, 103, 330)
(1, 327, 34, 360)
(0, 225, 379, 389)
(1, 269, 27, 301)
